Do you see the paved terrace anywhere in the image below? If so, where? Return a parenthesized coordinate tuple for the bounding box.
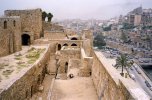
(0, 45, 48, 93)
(51, 77, 98, 100)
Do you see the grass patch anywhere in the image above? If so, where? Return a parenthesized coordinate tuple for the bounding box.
(0, 63, 5, 70)
(2, 69, 14, 76)
(0, 63, 9, 70)
(27, 60, 36, 64)
(16, 61, 27, 68)
(26, 48, 45, 64)
(19, 64, 27, 67)
(14, 57, 22, 60)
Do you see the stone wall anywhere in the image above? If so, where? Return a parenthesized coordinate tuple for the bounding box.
(92, 51, 133, 100)
(5, 8, 42, 39)
(44, 31, 66, 40)
(33, 39, 83, 50)
(82, 29, 93, 47)
(0, 45, 51, 100)
(0, 16, 21, 57)
(82, 39, 92, 57)
(91, 51, 150, 100)
(43, 22, 64, 32)
(60, 49, 81, 60)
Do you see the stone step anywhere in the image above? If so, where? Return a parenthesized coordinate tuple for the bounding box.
(56, 74, 67, 80)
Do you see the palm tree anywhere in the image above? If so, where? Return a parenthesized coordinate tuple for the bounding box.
(115, 54, 134, 76)
(47, 13, 53, 22)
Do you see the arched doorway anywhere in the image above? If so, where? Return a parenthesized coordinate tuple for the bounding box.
(63, 43, 68, 46)
(65, 62, 68, 73)
(71, 37, 78, 40)
(22, 34, 30, 45)
(71, 43, 77, 46)
(4, 21, 7, 29)
(58, 44, 61, 50)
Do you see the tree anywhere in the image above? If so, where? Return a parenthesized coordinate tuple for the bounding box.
(121, 23, 135, 29)
(115, 54, 134, 76)
(93, 33, 106, 49)
(47, 13, 53, 22)
(103, 24, 112, 31)
(42, 11, 47, 21)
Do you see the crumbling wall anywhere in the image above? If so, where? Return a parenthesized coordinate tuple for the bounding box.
(43, 22, 64, 32)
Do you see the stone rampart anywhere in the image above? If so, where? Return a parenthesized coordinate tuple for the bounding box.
(0, 45, 51, 100)
(92, 51, 150, 100)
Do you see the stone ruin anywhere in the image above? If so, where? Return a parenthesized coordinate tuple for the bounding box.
(0, 8, 150, 100)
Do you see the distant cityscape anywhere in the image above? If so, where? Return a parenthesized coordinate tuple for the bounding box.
(57, 6, 152, 78)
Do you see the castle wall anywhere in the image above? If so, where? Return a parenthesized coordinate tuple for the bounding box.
(82, 39, 92, 57)
(0, 45, 51, 100)
(44, 31, 66, 39)
(5, 8, 42, 39)
(92, 51, 133, 100)
(91, 51, 150, 100)
(0, 17, 21, 57)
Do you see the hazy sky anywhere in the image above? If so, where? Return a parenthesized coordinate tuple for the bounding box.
(0, 0, 152, 20)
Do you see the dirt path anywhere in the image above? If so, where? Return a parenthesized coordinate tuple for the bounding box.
(51, 77, 98, 100)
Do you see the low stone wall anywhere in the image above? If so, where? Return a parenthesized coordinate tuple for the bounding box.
(44, 31, 66, 40)
(91, 51, 150, 100)
(0, 45, 51, 100)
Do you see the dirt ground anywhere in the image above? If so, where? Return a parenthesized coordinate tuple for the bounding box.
(51, 77, 98, 100)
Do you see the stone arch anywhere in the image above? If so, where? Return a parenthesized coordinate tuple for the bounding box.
(13, 20, 16, 27)
(4, 21, 7, 29)
(65, 62, 68, 73)
(63, 43, 68, 46)
(71, 43, 77, 46)
(71, 37, 78, 40)
(22, 34, 30, 45)
(58, 44, 61, 50)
